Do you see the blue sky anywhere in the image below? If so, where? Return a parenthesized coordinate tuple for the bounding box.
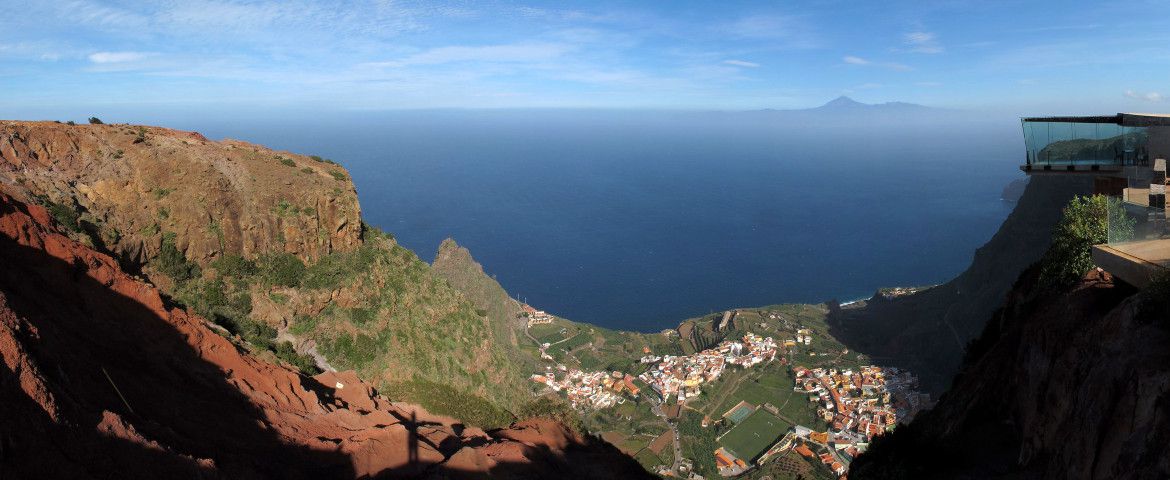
(3, 0, 1170, 114)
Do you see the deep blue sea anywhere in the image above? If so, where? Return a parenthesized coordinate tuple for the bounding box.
(172, 109, 1023, 331)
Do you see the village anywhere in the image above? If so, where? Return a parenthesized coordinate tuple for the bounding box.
(523, 302, 930, 479)
(640, 333, 779, 404)
(711, 364, 931, 478)
(529, 333, 779, 411)
(530, 367, 642, 410)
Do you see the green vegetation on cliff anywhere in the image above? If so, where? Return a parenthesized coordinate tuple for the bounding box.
(1039, 194, 1132, 286)
(152, 231, 535, 428)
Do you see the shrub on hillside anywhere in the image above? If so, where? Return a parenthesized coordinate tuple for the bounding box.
(383, 378, 516, 429)
(518, 396, 583, 432)
(157, 232, 201, 283)
(88, 117, 103, 125)
(274, 341, 322, 375)
(46, 202, 81, 233)
(211, 254, 258, 277)
(258, 252, 305, 287)
(1039, 195, 1133, 287)
(302, 244, 383, 290)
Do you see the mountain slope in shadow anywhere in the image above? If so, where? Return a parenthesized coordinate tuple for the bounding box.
(0, 190, 652, 479)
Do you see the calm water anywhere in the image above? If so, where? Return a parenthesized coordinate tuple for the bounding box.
(181, 110, 1022, 331)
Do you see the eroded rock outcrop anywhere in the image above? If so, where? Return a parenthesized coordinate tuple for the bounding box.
(0, 191, 650, 479)
(0, 121, 362, 266)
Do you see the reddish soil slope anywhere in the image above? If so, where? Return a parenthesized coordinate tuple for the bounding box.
(0, 190, 650, 479)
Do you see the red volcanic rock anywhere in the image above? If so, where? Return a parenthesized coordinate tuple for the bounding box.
(0, 190, 651, 479)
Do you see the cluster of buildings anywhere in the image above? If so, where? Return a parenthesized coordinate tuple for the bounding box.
(782, 365, 930, 475)
(521, 304, 554, 327)
(794, 365, 928, 441)
(530, 367, 641, 410)
(783, 328, 814, 348)
(703, 358, 930, 478)
(878, 286, 922, 300)
(640, 333, 778, 404)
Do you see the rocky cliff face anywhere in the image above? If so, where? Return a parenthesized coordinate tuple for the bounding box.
(849, 266, 1170, 479)
(0, 190, 651, 479)
(0, 121, 361, 266)
(0, 121, 534, 427)
(828, 175, 1094, 392)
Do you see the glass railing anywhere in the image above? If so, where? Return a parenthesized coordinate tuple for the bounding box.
(1022, 120, 1149, 166)
(1107, 197, 1166, 245)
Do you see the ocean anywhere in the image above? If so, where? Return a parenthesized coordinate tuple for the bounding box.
(179, 109, 1023, 331)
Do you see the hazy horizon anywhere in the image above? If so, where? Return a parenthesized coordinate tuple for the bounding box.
(4, 1, 1170, 116)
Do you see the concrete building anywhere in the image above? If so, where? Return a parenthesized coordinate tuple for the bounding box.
(1020, 113, 1170, 286)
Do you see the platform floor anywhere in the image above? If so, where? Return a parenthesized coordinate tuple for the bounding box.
(1092, 239, 1170, 287)
(1108, 239, 1170, 266)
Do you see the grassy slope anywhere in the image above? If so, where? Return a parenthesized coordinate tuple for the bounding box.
(155, 228, 532, 428)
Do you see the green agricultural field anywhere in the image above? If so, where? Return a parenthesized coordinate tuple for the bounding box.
(635, 448, 667, 470)
(550, 332, 592, 357)
(718, 409, 788, 463)
(529, 322, 577, 344)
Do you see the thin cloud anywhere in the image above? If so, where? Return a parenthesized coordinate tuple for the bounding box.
(723, 59, 760, 68)
(1125, 90, 1164, 102)
(364, 43, 574, 68)
(88, 51, 151, 63)
(903, 31, 943, 54)
(842, 55, 911, 71)
(721, 14, 820, 49)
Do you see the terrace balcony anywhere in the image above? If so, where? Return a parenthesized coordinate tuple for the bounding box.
(1092, 180, 1169, 287)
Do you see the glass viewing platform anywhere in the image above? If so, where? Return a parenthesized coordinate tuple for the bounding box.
(1022, 115, 1150, 168)
(1020, 113, 1170, 173)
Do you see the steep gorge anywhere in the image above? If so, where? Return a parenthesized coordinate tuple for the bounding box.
(828, 174, 1094, 392)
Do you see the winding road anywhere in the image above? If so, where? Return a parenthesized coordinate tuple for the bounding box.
(647, 397, 683, 475)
